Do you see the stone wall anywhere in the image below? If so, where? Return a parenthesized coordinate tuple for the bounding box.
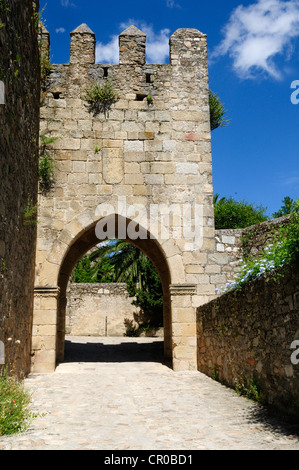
(212, 216, 291, 294)
(212, 229, 243, 291)
(241, 215, 290, 258)
(66, 282, 151, 337)
(197, 267, 299, 415)
(0, 1, 40, 377)
(32, 23, 215, 372)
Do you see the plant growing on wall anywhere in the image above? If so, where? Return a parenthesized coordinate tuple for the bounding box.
(23, 200, 38, 226)
(39, 47, 52, 90)
(83, 79, 118, 117)
(218, 211, 299, 293)
(38, 134, 57, 194)
(146, 94, 153, 105)
(209, 90, 231, 131)
(32, 10, 52, 90)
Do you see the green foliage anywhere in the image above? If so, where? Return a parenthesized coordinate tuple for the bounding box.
(0, 369, 35, 435)
(72, 256, 94, 283)
(272, 196, 299, 219)
(126, 258, 163, 329)
(72, 240, 163, 334)
(84, 79, 118, 117)
(146, 94, 153, 104)
(274, 212, 299, 268)
(34, 8, 52, 89)
(214, 194, 268, 229)
(211, 365, 219, 381)
(40, 134, 57, 146)
(31, 7, 43, 33)
(40, 48, 52, 89)
(72, 255, 114, 283)
(209, 90, 231, 131)
(23, 201, 37, 226)
(88, 240, 147, 284)
(220, 212, 299, 293)
(0, 0, 8, 31)
(234, 377, 265, 403)
(38, 134, 57, 194)
(0, 0, 9, 15)
(38, 155, 55, 193)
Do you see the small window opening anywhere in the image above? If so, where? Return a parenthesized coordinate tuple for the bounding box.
(136, 93, 147, 101)
(52, 92, 60, 100)
(146, 73, 152, 84)
(103, 67, 109, 78)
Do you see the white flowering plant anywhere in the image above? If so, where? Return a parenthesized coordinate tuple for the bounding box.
(218, 212, 299, 294)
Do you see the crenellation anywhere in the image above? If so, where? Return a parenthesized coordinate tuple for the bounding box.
(70, 24, 96, 65)
(119, 25, 147, 65)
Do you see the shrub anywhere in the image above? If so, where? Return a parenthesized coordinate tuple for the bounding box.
(83, 79, 118, 117)
(38, 134, 57, 194)
(214, 195, 268, 229)
(219, 212, 299, 293)
(0, 370, 35, 435)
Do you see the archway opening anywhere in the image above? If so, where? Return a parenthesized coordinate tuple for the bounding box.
(57, 215, 172, 367)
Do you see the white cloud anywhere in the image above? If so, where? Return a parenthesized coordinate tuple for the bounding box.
(96, 36, 119, 64)
(283, 173, 299, 186)
(166, 0, 181, 8)
(56, 27, 66, 34)
(276, 170, 299, 187)
(212, 0, 299, 80)
(61, 0, 75, 7)
(96, 20, 170, 64)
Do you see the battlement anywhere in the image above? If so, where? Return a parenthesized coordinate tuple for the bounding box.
(41, 23, 207, 66)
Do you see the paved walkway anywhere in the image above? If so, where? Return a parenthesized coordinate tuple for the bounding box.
(1, 336, 299, 450)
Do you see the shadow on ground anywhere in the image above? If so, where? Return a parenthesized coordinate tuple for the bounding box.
(246, 402, 299, 439)
(63, 338, 166, 365)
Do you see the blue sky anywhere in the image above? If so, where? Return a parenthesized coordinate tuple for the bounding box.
(40, 0, 299, 217)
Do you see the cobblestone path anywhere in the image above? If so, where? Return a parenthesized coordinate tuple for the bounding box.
(1, 336, 299, 451)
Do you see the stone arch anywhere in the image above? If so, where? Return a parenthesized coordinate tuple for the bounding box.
(32, 213, 200, 373)
(56, 214, 173, 366)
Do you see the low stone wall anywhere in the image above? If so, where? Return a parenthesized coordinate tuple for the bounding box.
(213, 229, 243, 289)
(212, 216, 291, 294)
(241, 215, 290, 258)
(197, 267, 299, 415)
(66, 282, 163, 337)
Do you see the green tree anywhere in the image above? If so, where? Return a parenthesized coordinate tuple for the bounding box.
(209, 90, 231, 131)
(126, 258, 163, 329)
(73, 240, 164, 333)
(72, 253, 114, 283)
(214, 194, 268, 229)
(272, 196, 299, 219)
(88, 240, 148, 284)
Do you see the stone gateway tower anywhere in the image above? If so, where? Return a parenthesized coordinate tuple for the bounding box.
(32, 24, 216, 373)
